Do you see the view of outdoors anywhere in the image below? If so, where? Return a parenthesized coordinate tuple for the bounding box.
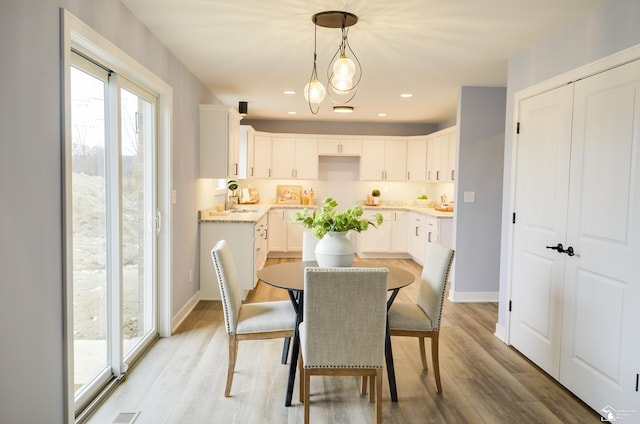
(70, 62, 155, 398)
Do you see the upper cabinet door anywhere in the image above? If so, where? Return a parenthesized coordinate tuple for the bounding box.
(271, 137, 296, 179)
(361, 140, 386, 180)
(426, 127, 456, 182)
(199, 104, 241, 178)
(361, 140, 407, 181)
(384, 140, 407, 181)
(253, 134, 272, 178)
(406, 138, 427, 181)
(294, 138, 318, 179)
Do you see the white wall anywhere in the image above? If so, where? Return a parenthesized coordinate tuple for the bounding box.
(498, 0, 640, 331)
(451, 87, 506, 301)
(0, 0, 215, 422)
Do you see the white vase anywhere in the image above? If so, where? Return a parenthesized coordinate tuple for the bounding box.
(314, 231, 355, 267)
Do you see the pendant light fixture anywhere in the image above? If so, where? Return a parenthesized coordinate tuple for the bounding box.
(305, 11, 362, 114)
(304, 20, 326, 114)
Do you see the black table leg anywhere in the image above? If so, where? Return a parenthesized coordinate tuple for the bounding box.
(281, 337, 291, 364)
(385, 288, 400, 402)
(285, 290, 302, 407)
(385, 318, 398, 402)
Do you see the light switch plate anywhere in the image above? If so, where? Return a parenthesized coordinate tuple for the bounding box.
(464, 191, 476, 203)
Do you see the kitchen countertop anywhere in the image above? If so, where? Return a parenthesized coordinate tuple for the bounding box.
(199, 202, 452, 223)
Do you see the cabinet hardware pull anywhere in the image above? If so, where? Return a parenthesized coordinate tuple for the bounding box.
(436, 170, 440, 180)
(565, 246, 575, 256)
(451, 170, 455, 180)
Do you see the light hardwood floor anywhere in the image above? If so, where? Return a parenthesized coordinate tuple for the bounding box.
(87, 258, 600, 423)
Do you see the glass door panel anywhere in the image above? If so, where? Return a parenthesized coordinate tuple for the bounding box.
(120, 84, 157, 361)
(70, 62, 111, 401)
(69, 53, 158, 414)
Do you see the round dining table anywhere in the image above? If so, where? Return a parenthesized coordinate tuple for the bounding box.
(257, 260, 415, 406)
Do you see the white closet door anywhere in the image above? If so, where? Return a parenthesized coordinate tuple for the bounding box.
(560, 58, 640, 411)
(509, 84, 574, 378)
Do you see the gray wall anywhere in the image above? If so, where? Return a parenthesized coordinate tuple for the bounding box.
(0, 0, 216, 422)
(498, 0, 640, 329)
(453, 87, 506, 297)
(242, 118, 436, 136)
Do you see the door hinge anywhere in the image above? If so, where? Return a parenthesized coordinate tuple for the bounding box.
(509, 300, 512, 312)
(516, 122, 520, 134)
(512, 212, 516, 224)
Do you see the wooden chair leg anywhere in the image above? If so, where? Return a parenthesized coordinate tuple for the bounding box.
(304, 372, 311, 424)
(375, 369, 383, 424)
(369, 373, 375, 403)
(419, 336, 428, 370)
(360, 376, 367, 396)
(224, 335, 237, 397)
(299, 352, 304, 402)
(432, 333, 442, 392)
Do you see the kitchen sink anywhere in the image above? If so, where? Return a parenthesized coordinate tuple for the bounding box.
(229, 208, 259, 213)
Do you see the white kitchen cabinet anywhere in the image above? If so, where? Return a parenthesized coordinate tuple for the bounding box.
(267, 209, 287, 252)
(253, 133, 272, 178)
(358, 210, 392, 254)
(199, 104, 242, 178)
(426, 127, 456, 182)
(271, 137, 318, 179)
(358, 210, 408, 257)
(361, 139, 407, 181)
(240, 126, 272, 179)
(391, 210, 409, 252)
(268, 208, 306, 255)
(406, 138, 427, 181)
(407, 212, 427, 264)
(407, 212, 453, 264)
(199, 214, 267, 300)
(317, 139, 362, 156)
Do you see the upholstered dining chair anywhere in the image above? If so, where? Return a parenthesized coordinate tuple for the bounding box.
(299, 267, 388, 424)
(388, 242, 454, 393)
(211, 240, 296, 397)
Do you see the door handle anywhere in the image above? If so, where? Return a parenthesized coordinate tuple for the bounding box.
(546, 243, 564, 253)
(546, 243, 577, 257)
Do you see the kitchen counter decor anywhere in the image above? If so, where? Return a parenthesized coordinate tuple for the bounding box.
(291, 197, 383, 267)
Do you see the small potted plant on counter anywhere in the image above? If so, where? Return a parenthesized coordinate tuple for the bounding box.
(371, 189, 381, 205)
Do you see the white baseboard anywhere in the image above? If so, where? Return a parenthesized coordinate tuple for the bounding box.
(494, 323, 508, 343)
(448, 290, 499, 303)
(171, 292, 200, 334)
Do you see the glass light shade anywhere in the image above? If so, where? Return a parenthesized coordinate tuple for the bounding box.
(331, 75, 353, 93)
(332, 56, 356, 79)
(304, 79, 326, 104)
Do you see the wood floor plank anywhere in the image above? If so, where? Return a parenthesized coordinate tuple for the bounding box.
(86, 258, 600, 424)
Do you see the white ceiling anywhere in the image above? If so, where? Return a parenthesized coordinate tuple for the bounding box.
(121, 0, 610, 124)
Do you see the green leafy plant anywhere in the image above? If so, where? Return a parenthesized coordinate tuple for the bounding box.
(291, 197, 384, 239)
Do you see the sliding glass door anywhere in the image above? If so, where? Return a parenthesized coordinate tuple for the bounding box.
(69, 52, 158, 413)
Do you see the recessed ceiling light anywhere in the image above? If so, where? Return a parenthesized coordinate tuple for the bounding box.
(378, 113, 387, 117)
(333, 106, 354, 113)
(400, 93, 413, 98)
(283, 90, 296, 95)
(287, 111, 297, 115)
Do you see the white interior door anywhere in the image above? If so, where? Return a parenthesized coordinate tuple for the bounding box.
(509, 84, 574, 378)
(560, 58, 640, 412)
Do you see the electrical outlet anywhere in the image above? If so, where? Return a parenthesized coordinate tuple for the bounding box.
(464, 191, 476, 203)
